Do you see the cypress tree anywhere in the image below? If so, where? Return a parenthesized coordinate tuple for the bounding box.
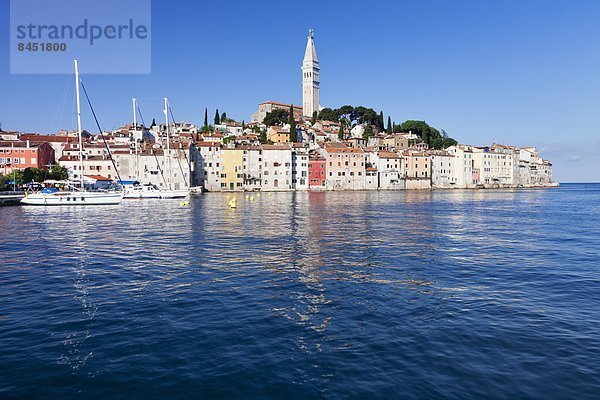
(214, 109, 220, 125)
(311, 111, 318, 125)
(221, 112, 227, 122)
(289, 104, 297, 142)
(203, 108, 208, 128)
(379, 111, 384, 131)
(387, 116, 392, 133)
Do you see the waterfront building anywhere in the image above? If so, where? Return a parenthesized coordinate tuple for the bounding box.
(302, 29, 320, 117)
(323, 144, 366, 190)
(291, 144, 309, 190)
(220, 148, 244, 191)
(308, 155, 326, 189)
(241, 146, 262, 191)
(190, 141, 221, 191)
(261, 145, 293, 191)
(369, 151, 404, 190)
(403, 150, 432, 190)
(19, 133, 71, 161)
(446, 145, 477, 188)
(0, 140, 55, 175)
(431, 150, 458, 189)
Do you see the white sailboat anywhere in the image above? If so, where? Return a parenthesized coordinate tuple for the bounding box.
(21, 60, 123, 206)
(123, 97, 189, 199)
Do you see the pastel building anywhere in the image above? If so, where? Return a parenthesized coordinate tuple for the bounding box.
(220, 148, 244, 191)
(261, 145, 293, 191)
(0, 140, 55, 175)
(308, 156, 326, 189)
(323, 144, 366, 190)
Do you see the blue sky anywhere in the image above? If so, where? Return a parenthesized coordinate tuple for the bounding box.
(1, 0, 599, 182)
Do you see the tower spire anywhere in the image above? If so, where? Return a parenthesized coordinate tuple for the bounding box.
(302, 29, 320, 117)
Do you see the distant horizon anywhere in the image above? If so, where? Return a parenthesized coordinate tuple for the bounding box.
(1, 0, 599, 182)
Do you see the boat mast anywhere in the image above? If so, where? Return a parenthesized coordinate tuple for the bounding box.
(74, 59, 84, 191)
(133, 97, 138, 181)
(163, 97, 172, 190)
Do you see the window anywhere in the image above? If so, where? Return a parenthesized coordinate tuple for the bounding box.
(221, 173, 226, 178)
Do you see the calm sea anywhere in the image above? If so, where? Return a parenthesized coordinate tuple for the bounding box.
(1, 184, 599, 399)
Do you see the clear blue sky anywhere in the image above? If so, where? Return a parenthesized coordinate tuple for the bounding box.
(1, 0, 599, 182)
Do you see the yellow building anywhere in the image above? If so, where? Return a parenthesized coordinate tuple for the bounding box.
(267, 126, 291, 144)
(220, 148, 244, 190)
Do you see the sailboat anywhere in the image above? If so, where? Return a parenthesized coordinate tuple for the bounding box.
(123, 97, 189, 199)
(21, 60, 124, 206)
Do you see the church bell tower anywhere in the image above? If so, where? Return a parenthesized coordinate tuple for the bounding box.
(302, 29, 320, 118)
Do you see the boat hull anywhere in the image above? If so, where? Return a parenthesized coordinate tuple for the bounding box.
(20, 192, 123, 205)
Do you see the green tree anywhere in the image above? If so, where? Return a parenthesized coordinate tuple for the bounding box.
(318, 108, 339, 122)
(311, 111, 318, 125)
(48, 165, 68, 180)
(379, 111, 385, 131)
(387, 116, 392, 133)
(288, 105, 298, 142)
(242, 120, 245, 130)
(362, 125, 374, 140)
(338, 105, 354, 124)
(259, 130, 268, 144)
(23, 167, 44, 183)
(394, 120, 457, 149)
(338, 122, 345, 141)
(221, 112, 227, 122)
(214, 109, 220, 125)
(263, 109, 289, 126)
(203, 108, 208, 128)
(223, 135, 236, 144)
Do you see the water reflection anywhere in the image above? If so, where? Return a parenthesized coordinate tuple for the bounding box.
(1, 186, 598, 399)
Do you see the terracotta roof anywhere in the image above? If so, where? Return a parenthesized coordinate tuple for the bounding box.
(325, 144, 364, 154)
(20, 134, 72, 143)
(85, 174, 112, 181)
(194, 141, 220, 148)
(261, 144, 292, 151)
(377, 151, 400, 159)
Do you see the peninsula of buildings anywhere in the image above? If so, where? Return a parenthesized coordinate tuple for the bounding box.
(0, 30, 556, 192)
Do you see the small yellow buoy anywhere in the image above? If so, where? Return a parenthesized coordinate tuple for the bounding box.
(267, 193, 272, 197)
(179, 200, 189, 206)
(250, 196, 254, 201)
(245, 194, 249, 200)
(229, 198, 237, 209)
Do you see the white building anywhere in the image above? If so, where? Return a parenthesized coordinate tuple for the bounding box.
(431, 151, 457, 189)
(291, 144, 309, 190)
(191, 142, 221, 191)
(261, 145, 293, 191)
(302, 29, 320, 117)
(369, 151, 404, 190)
(241, 146, 262, 191)
(446, 145, 477, 188)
